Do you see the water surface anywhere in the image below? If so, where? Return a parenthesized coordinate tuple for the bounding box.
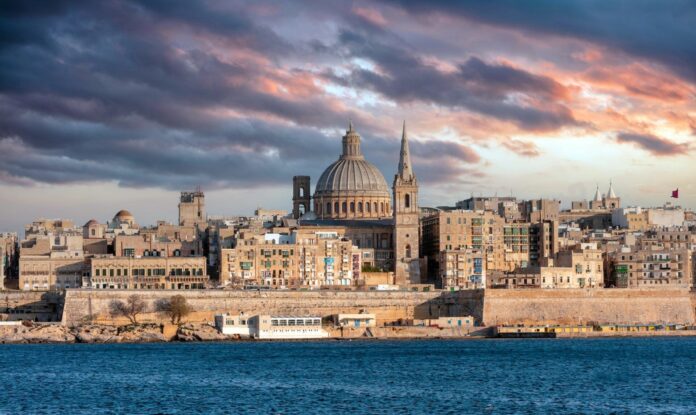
(2, 338, 695, 414)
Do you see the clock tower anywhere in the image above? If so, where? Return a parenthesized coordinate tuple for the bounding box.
(393, 121, 420, 285)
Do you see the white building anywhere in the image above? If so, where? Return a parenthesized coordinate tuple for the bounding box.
(214, 313, 329, 339)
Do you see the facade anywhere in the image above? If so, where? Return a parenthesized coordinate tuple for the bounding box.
(19, 256, 88, 291)
(89, 256, 207, 289)
(19, 232, 88, 291)
(609, 247, 692, 288)
(215, 314, 328, 339)
(439, 249, 485, 289)
(520, 199, 560, 222)
(219, 229, 361, 289)
(421, 210, 505, 282)
(178, 190, 206, 227)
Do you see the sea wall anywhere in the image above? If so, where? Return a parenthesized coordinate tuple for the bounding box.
(61, 289, 485, 326)
(59, 288, 696, 327)
(482, 288, 696, 325)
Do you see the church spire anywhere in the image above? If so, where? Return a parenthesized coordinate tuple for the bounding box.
(593, 184, 602, 201)
(398, 121, 414, 181)
(607, 180, 617, 199)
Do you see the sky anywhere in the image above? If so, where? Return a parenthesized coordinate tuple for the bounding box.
(1, 0, 695, 234)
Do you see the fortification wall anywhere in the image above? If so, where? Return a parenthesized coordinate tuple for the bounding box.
(61, 289, 484, 326)
(482, 289, 696, 325)
(60, 288, 696, 328)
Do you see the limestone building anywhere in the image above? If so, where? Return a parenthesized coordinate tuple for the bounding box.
(89, 256, 207, 289)
(290, 122, 420, 284)
(218, 229, 362, 289)
(179, 190, 206, 227)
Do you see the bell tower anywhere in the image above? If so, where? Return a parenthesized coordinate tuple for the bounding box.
(293, 176, 311, 219)
(393, 121, 420, 285)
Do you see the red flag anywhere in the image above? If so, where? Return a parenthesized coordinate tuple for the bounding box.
(671, 189, 679, 198)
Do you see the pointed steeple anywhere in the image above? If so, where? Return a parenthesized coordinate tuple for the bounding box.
(593, 184, 602, 201)
(397, 121, 414, 181)
(607, 180, 617, 199)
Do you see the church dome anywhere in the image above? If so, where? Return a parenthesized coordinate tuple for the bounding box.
(315, 158, 389, 196)
(314, 123, 389, 198)
(114, 210, 134, 221)
(312, 123, 392, 220)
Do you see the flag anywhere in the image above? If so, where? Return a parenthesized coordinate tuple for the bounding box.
(671, 189, 679, 198)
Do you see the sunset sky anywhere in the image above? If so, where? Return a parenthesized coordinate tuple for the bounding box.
(1, 1, 694, 233)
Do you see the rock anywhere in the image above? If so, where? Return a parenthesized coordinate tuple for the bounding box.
(177, 323, 229, 342)
(115, 324, 167, 343)
(73, 325, 119, 343)
(0, 324, 76, 343)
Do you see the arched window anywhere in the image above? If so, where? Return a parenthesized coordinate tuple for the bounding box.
(405, 194, 410, 208)
(334, 202, 339, 215)
(374, 202, 378, 214)
(358, 202, 363, 213)
(326, 202, 331, 214)
(299, 188, 305, 197)
(386, 202, 390, 212)
(342, 202, 347, 213)
(381, 202, 385, 213)
(405, 244, 412, 258)
(366, 202, 371, 213)
(350, 202, 355, 213)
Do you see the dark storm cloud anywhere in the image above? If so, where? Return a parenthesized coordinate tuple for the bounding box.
(0, 0, 483, 190)
(615, 132, 689, 156)
(330, 30, 576, 131)
(389, 0, 696, 82)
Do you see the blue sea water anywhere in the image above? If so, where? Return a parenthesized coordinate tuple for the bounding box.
(1, 338, 696, 414)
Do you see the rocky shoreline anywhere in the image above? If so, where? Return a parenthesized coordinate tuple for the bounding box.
(0, 322, 230, 344)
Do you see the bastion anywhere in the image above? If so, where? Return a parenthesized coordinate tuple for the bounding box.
(57, 288, 696, 327)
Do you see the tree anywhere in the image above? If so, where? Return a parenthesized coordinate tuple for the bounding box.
(155, 295, 191, 324)
(109, 295, 148, 324)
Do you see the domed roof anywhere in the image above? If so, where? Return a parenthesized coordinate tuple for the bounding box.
(84, 219, 99, 227)
(314, 123, 390, 197)
(315, 158, 389, 195)
(114, 209, 134, 220)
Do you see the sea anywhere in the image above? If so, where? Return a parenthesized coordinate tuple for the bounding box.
(1, 337, 695, 414)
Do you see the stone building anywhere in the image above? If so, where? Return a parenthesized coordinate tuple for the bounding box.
(218, 229, 361, 289)
(609, 247, 692, 288)
(89, 256, 207, 289)
(290, 122, 420, 284)
(19, 233, 88, 291)
(179, 190, 206, 227)
(421, 209, 505, 282)
(0, 232, 18, 283)
(439, 249, 485, 289)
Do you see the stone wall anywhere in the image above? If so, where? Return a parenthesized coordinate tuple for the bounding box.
(61, 289, 479, 326)
(483, 288, 696, 325)
(60, 288, 696, 327)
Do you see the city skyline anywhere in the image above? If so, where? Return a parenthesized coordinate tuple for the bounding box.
(1, 1, 694, 233)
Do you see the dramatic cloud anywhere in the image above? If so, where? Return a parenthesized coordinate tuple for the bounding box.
(0, 0, 694, 219)
(389, 0, 696, 82)
(615, 132, 689, 156)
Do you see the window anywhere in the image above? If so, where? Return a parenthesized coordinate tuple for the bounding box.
(405, 194, 410, 208)
(405, 244, 411, 258)
(342, 202, 347, 213)
(358, 202, 363, 213)
(326, 202, 331, 214)
(350, 202, 355, 213)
